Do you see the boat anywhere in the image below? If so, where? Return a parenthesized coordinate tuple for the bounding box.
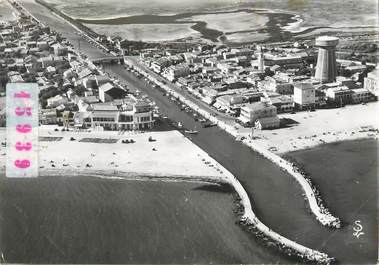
(177, 122, 183, 128)
(184, 130, 199, 134)
(203, 122, 217, 128)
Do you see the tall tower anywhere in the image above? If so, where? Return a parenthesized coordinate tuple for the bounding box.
(315, 36, 339, 83)
(257, 45, 264, 71)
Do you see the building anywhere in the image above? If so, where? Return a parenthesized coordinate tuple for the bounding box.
(90, 104, 119, 130)
(99, 82, 127, 102)
(39, 109, 58, 124)
(255, 116, 280, 130)
(293, 82, 315, 109)
(268, 95, 294, 113)
(164, 65, 190, 82)
(47, 95, 68, 108)
(364, 68, 379, 97)
(351, 88, 374, 104)
(325, 86, 353, 105)
(314, 36, 339, 83)
(74, 99, 153, 131)
(238, 101, 278, 125)
(266, 76, 294, 95)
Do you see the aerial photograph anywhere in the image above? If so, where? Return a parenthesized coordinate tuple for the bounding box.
(0, 0, 378, 264)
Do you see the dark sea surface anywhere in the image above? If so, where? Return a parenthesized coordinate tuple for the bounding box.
(0, 176, 294, 264)
(106, 64, 378, 264)
(284, 139, 378, 262)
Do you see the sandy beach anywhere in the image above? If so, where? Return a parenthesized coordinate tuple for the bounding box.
(237, 101, 379, 154)
(0, 128, 228, 180)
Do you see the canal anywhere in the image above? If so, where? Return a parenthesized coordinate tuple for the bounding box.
(105, 64, 377, 264)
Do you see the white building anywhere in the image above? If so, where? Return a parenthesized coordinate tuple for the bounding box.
(239, 101, 278, 125)
(47, 95, 68, 108)
(364, 68, 379, 97)
(293, 82, 315, 109)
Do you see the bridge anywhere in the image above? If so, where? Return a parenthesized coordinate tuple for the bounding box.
(91, 56, 125, 65)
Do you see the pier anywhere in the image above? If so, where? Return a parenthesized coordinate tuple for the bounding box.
(124, 58, 341, 263)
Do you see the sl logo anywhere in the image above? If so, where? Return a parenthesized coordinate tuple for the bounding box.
(352, 220, 364, 239)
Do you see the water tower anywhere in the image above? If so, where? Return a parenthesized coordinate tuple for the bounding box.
(314, 36, 339, 83)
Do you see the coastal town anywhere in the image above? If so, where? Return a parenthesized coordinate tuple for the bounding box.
(0, 0, 378, 264)
(1, 1, 378, 142)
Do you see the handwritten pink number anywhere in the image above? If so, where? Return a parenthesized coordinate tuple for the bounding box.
(14, 159, 31, 169)
(14, 91, 31, 98)
(16, 124, 32, 133)
(15, 107, 32, 116)
(15, 142, 32, 151)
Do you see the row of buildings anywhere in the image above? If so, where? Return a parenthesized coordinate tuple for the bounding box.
(138, 37, 378, 129)
(0, 11, 154, 131)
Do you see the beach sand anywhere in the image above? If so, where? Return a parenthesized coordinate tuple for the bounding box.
(0, 128, 227, 180)
(237, 101, 379, 154)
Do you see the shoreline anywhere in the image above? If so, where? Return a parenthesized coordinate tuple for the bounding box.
(3, 1, 378, 261)
(282, 136, 378, 156)
(122, 59, 343, 261)
(0, 168, 226, 185)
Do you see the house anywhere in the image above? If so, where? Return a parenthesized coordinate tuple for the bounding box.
(266, 76, 294, 95)
(99, 82, 127, 102)
(51, 43, 68, 56)
(238, 101, 278, 125)
(364, 68, 379, 97)
(351, 88, 374, 104)
(325, 86, 353, 105)
(47, 95, 68, 108)
(255, 116, 280, 130)
(268, 95, 294, 113)
(40, 109, 57, 124)
(164, 65, 190, 82)
(213, 94, 246, 115)
(77, 67, 92, 80)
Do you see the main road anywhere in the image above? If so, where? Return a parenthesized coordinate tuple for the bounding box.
(15, 0, 378, 264)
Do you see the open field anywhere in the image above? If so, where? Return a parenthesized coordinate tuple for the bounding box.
(238, 101, 379, 154)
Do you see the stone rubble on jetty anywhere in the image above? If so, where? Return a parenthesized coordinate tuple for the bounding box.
(126, 60, 339, 263)
(126, 59, 341, 229)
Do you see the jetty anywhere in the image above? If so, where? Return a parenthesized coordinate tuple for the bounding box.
(124, 57, 341, 263)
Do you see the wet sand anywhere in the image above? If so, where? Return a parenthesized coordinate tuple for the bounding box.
(76, 9, 296, 43)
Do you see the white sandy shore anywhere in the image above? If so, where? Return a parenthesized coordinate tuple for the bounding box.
(0, 129, 227, 180)
(237, 101, 379, 154)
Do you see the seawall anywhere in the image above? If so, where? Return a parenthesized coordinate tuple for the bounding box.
(125, 58, 338, 263)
